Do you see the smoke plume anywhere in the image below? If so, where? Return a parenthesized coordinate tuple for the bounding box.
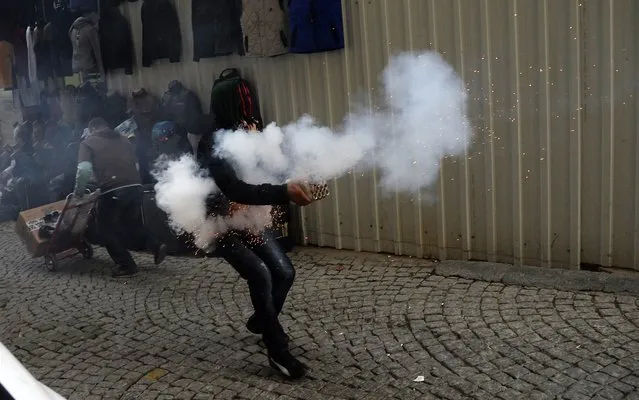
(153, 51, 473, 248)
(153, 154, 273, 249)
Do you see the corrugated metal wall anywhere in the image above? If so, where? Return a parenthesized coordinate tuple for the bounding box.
(108, 0, 639, 270)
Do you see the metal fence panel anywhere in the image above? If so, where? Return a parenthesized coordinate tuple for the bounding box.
(108, 0, 639, 270)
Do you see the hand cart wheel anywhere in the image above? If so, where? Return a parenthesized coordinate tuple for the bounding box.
(44, 255, 57, 272)
(81, 241, 94, 260)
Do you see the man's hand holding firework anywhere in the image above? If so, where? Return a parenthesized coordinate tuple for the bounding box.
(287, 182, 313, 206)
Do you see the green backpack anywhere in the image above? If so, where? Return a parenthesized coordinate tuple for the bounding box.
(209, 68, 264, 130)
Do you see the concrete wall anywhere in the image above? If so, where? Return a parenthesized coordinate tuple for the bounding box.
(107, 0, 639, 270)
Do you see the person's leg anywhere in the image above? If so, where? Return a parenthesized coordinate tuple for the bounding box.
(121, 186, 167, 264)
(219, 235, 307, 379)
(245, 232, 295, 334)
(97, 194, 137, 275)
(256, 231, 296, 314)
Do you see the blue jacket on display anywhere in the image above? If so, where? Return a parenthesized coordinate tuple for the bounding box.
(288, 0, 344, 53)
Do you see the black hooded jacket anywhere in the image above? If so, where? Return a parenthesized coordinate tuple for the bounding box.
(191, 0, 244, 61)
(99, 7, 134, 74)
(206, 154, 289, 218)
(141, 0, 181, 67)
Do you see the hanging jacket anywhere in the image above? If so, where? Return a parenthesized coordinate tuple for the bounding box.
(69, 16, 104, 75)
(0, 41, 13, 89)
(26, 26, 37, 84)
(240, 0, 288, 57)
(288, 0, 344, 53)
(49, 8, 77, 77)
(160, 80, 203, 135)
(6, 28, 29, 80)
(34, 24, 54, 81)
(0, 0, 38, 29)
(68, 0, 99, 12)
(99, 7, 134, 75)
(141, 0, 181, 67)
(191, 0, 243, 61)
(101, 0, 140, 7)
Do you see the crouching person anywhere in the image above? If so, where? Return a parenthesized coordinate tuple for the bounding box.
(73, 118, 167, 277)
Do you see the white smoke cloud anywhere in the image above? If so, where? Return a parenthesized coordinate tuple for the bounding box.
(153, 154, 274, 249)
(153, 155, 216, 247)
(153, 51, 473, 249)
(215, 51, 471, 191)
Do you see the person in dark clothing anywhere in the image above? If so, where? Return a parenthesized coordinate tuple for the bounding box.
(141, 0, 181, 67)
(191, 0, 244, 61)
(120, 88, 161, 184)
(185, 114, 215, 164)
(50, 141, 80, 201)
(103, 92, 128, 128)
(99, 6, 134, 75)
(161, 80, 203, 136)
(76, 81, 105, 129)
(0, 122, 49, 211)
(32, 120, 57, 179)
(74, 117, 167, 277)
(151, 121, 191, 160)
(7, 123, 38, 182)
(204, 150, 313, 379)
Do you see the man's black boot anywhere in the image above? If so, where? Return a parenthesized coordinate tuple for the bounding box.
(268, 350, 308, 380)
(154, 243, 168, 265)
(112, 265, 137, 278)
(247, 314, 290, 342)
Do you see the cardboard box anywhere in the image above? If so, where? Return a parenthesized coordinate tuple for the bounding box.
(15, 200, 66, 258)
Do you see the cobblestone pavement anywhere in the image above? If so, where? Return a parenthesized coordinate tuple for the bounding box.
(1, 223, 639, 400)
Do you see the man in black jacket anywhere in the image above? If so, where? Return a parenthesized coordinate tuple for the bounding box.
(205, 153, 313, 379)
(75, 118, 167, 277)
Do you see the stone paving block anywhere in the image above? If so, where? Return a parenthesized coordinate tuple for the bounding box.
(596, 386, 625, 400)
(564, 391, 595, 400)
(0, 226, 638, 399)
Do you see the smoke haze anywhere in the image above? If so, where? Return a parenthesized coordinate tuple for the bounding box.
(153, 51, 473, 248)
